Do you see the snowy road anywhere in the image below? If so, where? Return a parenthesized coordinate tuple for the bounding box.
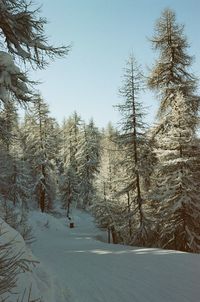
(31, 210, 200, 302)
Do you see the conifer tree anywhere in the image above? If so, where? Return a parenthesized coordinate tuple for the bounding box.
(77, 120, 101, 208)
(0, 1, 69, 299)
(98, 124, 118, 199)
(148, 8, 198, 117)
(21, 98, 58, 212)
(0, 0, 69, 67)
(61, 112, 82, 173)
(115, 55, 150, 245)
(92, 123, 123, 243)
(59, 112, 82, 213)
(0, 0, 69, 212)
(148, 9, 200, 252)
(60, 165, 79, 218)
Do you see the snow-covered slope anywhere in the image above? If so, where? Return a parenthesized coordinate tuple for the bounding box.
(0, 216, 71, 302)
(30, 209, 200, 302)
(0, 218, 47, 302)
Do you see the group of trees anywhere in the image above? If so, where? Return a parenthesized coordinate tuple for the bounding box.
(60, 113, 101, 212)
(92, 9, 200, 253)
(0, 0, 69, 300)
(0, 3, 200, 300)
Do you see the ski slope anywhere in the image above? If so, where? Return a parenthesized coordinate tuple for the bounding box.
(30, 209, 200, 302)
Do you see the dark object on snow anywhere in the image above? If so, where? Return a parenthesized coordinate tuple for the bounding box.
(69, 222, 74, 228)
(108, 226, 118, 244)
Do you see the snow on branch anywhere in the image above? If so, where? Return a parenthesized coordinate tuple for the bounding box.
(0, 51, 35, 105)
(0, 0, 70, 68)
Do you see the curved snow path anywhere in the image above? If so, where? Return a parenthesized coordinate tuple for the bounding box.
(31, 210, 200, 302)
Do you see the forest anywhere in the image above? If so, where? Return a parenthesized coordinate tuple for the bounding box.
(0, 1, 200, 301)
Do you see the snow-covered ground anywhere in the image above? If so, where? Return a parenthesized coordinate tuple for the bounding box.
(0, 217, 60, 302)
(28, 209, 200, 302)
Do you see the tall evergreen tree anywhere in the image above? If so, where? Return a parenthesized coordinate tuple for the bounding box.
(0, 0, 69, 210)
(148, 8, 198, 117)
(77, 120, 101, 208)
(21, 98, 58, 212)
(61, 112, 82, 173)
(0, 2, 69, 299)
(59, 112, 82, 213)
(115, 55, 150, 245)
(92, 124, 123, 243)
(148, 9, 200, 252)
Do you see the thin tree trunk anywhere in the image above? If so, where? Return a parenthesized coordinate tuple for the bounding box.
(127, 192, 132, 238)
(66, 185, 71, 219)
(131, 62, 144, 227)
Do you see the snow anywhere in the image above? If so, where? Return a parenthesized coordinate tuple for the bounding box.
(1, 208, 200, 301)
(0, 52, 18, 72)
(0, 216, 70, 302)
(0, 51, 28, 103)
(0, 218, 42, 301)
(27, 208, 200, 302)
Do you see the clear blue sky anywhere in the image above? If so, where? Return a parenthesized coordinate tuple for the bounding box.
(32, 0, 200, 128)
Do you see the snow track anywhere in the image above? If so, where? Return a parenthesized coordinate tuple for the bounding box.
(31, 210, 200, 302)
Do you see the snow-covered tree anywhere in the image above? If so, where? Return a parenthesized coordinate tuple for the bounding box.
(115, 55, 150, 245)
(0, 53, 34, 201)
(59, 112, 83, 213)
(0, 0, 69, 68)
(150, 92, 200, 252)
(0, 51, 34, 111)
(148, 8, 198, 118)
(91, 123, 123, 243)
(21, 98, 58, 212)
(77, 120, 101, 208)
(0, 0, 69, 212)
(60, 112, 82, 172)
(0, 145, 13, 201)
(60, 165, 79, 218)
(148, 9, 200, 252)
(0, 101, 18, 150)
(97, 124, 119, 198)
(0, 1, 69, 299)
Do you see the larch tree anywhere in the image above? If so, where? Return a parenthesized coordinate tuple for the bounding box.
(97, 123, 119, 203)
(115, 55, 150, 245)
(60, 165, 79, 219)
(0, 103, 31, 208)
(0, 102, 17, 202)
(0, 0, 69, 68)
(148, 8, 198, 117)
(0, 106, 32, 246)
(0, 0, 69, 208)
(21, 98, 58, 212)
(77, 119, 101, 208)
(91, 123, 123, 243)
(59, 113, 82, 215)
(0, 0, 69, 111)
(148, 8, 200, 252)
(0, 1, 69, 300)
(60, 112, 82, 174)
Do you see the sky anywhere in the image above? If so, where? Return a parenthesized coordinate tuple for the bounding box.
(31, 0, 200, 128)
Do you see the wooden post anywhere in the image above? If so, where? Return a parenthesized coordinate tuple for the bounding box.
(108, 227, 111, 243)
(69, 222, 74, 228)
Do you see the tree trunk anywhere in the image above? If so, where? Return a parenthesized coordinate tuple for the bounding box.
(111, 226, 118, 244)
(127, 192, 132, 238)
